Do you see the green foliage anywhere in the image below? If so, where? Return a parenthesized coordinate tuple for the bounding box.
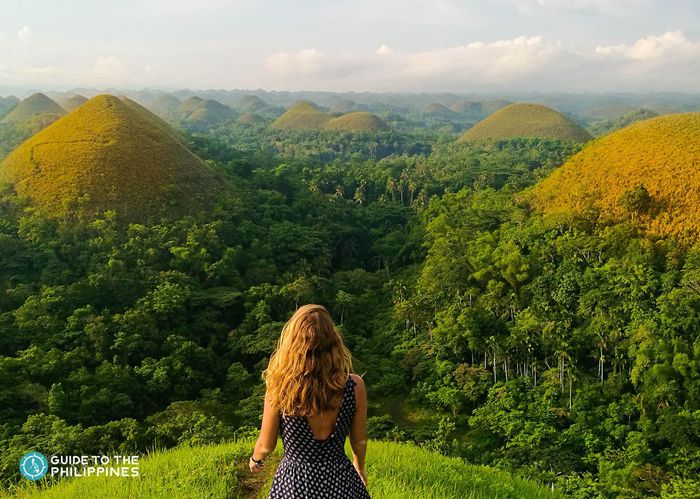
(1, 104, 696, 498)
(589, 108, 659, 136)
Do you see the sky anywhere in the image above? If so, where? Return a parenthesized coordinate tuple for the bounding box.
(1, 0, 699, 94)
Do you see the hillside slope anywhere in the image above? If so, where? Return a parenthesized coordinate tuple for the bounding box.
(271, 101, 332, 130)
(58, 95, 89, 112)
(1, 93, 66, 125)
(325, 112, 390, 132)
(0, 94, 225, 223)
(0, 96, 20, 118)
(458, 103, 592, 143)
(528, 112, 700, 240)
(6, 440, 562, 499)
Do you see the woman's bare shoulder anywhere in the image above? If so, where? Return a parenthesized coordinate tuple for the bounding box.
(350, 373, 366, 389)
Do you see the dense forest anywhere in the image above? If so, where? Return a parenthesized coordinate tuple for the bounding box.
(0, 104, 699, 499)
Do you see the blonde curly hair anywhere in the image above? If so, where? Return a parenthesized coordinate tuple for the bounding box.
(262, 304, 353, 417)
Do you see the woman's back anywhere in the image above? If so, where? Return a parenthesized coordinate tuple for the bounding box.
(249, 304, 370, 498)
(269, 374, 370, 498)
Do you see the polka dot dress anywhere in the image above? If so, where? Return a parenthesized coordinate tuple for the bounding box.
(268, 375, 371, 498)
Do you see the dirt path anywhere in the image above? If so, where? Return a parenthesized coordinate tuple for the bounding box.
(237, 453, 281, 499)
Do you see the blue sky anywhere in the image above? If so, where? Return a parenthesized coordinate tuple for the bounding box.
(1, 0, 699, 93)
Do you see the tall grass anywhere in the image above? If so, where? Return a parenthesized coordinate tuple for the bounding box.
(4, 440, 563, 499)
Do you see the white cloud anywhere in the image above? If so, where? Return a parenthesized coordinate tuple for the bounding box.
(92, 56, 133, 84)
(596, 31, 699, 61)
(266, 48, 328, 76)
(265, 36, 565, 90)
(262, 31, 700, 92)
(401, 36, 558, 79)
(17, 26, 32, 41)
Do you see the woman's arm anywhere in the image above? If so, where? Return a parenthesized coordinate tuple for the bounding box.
(249, 389, 280, 472)
(349, 373, 368, 485)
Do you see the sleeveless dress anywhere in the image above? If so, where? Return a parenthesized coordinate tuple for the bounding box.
(268, 375, 371, 498)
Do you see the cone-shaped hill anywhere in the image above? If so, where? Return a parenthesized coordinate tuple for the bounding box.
(271, 101, 332, 130)
(237, 95, 270, 113)
(325, 112, 390, 132)
(1, 93, 66, 127)
(0, 96, 20, 118)
(481, 99, 512, 115)
(237, 112, 265, 125)
(59, 94, 89, 112)
(148, 94, 181, 120)
(528, 113, 700, 240)
(458, 103, 592, 143)
(448, 101, 482, 115)
(423, 103, 457, 119)
(176, 97, 235, 126)
(176, 96, 205, 117)
(331, 99, 368, 114)
(0, 94, 226, 223)
(272, 102, 389, 132)
(185, 100, 236, 125)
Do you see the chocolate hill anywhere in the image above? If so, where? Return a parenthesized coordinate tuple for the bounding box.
(528, 113, 700, 240)
(0, 94, 225, 223)
(458, 103, 592, 143)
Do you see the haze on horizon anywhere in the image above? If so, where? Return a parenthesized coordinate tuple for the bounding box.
(1, 0, 699, 95)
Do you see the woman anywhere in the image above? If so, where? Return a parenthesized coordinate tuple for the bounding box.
(249, 304, 370, 498)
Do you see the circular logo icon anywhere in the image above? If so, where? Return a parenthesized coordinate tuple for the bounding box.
(19, 451, 48, 481)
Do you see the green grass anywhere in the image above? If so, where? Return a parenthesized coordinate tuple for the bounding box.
(271, 101, 332, 130)
(3, 440, 562, 499)
(272, 102, 390, 132)
(458, 103, 592, 144)
(324, 112, 390, 132)
(237, 96, 270, 113)
(0, 94, 226, 223)
(0, 94, 65, 124)
(0, 96, 20, 119)
(58, 95, 88, 113)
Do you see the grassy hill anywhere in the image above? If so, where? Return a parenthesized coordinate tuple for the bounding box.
(423, 103, 457, 119)
(447, 101, 482, 115)
(325, 112, 390, 132)
(331, 99, 368, 114)
(148, 94, 181, 120)
(185, 100, 236, 125)
(0, 94, 225, 223)
(458, 103, 591, 143)
(237, 112, 266, 125)
(176, 96, 205, 117)
(176, 97, 235, 126)
(272, 102, 389, 132)
(528, 112, 700, 240)
(0, 96, 20, 119)
(4, 440, 562, 499)
(481, 99, 512, 115)
(58, 95, 88, 112)
(0, 93, 66, 125)
(270, 101, 332, 130)
(237, 95, 270, 113)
